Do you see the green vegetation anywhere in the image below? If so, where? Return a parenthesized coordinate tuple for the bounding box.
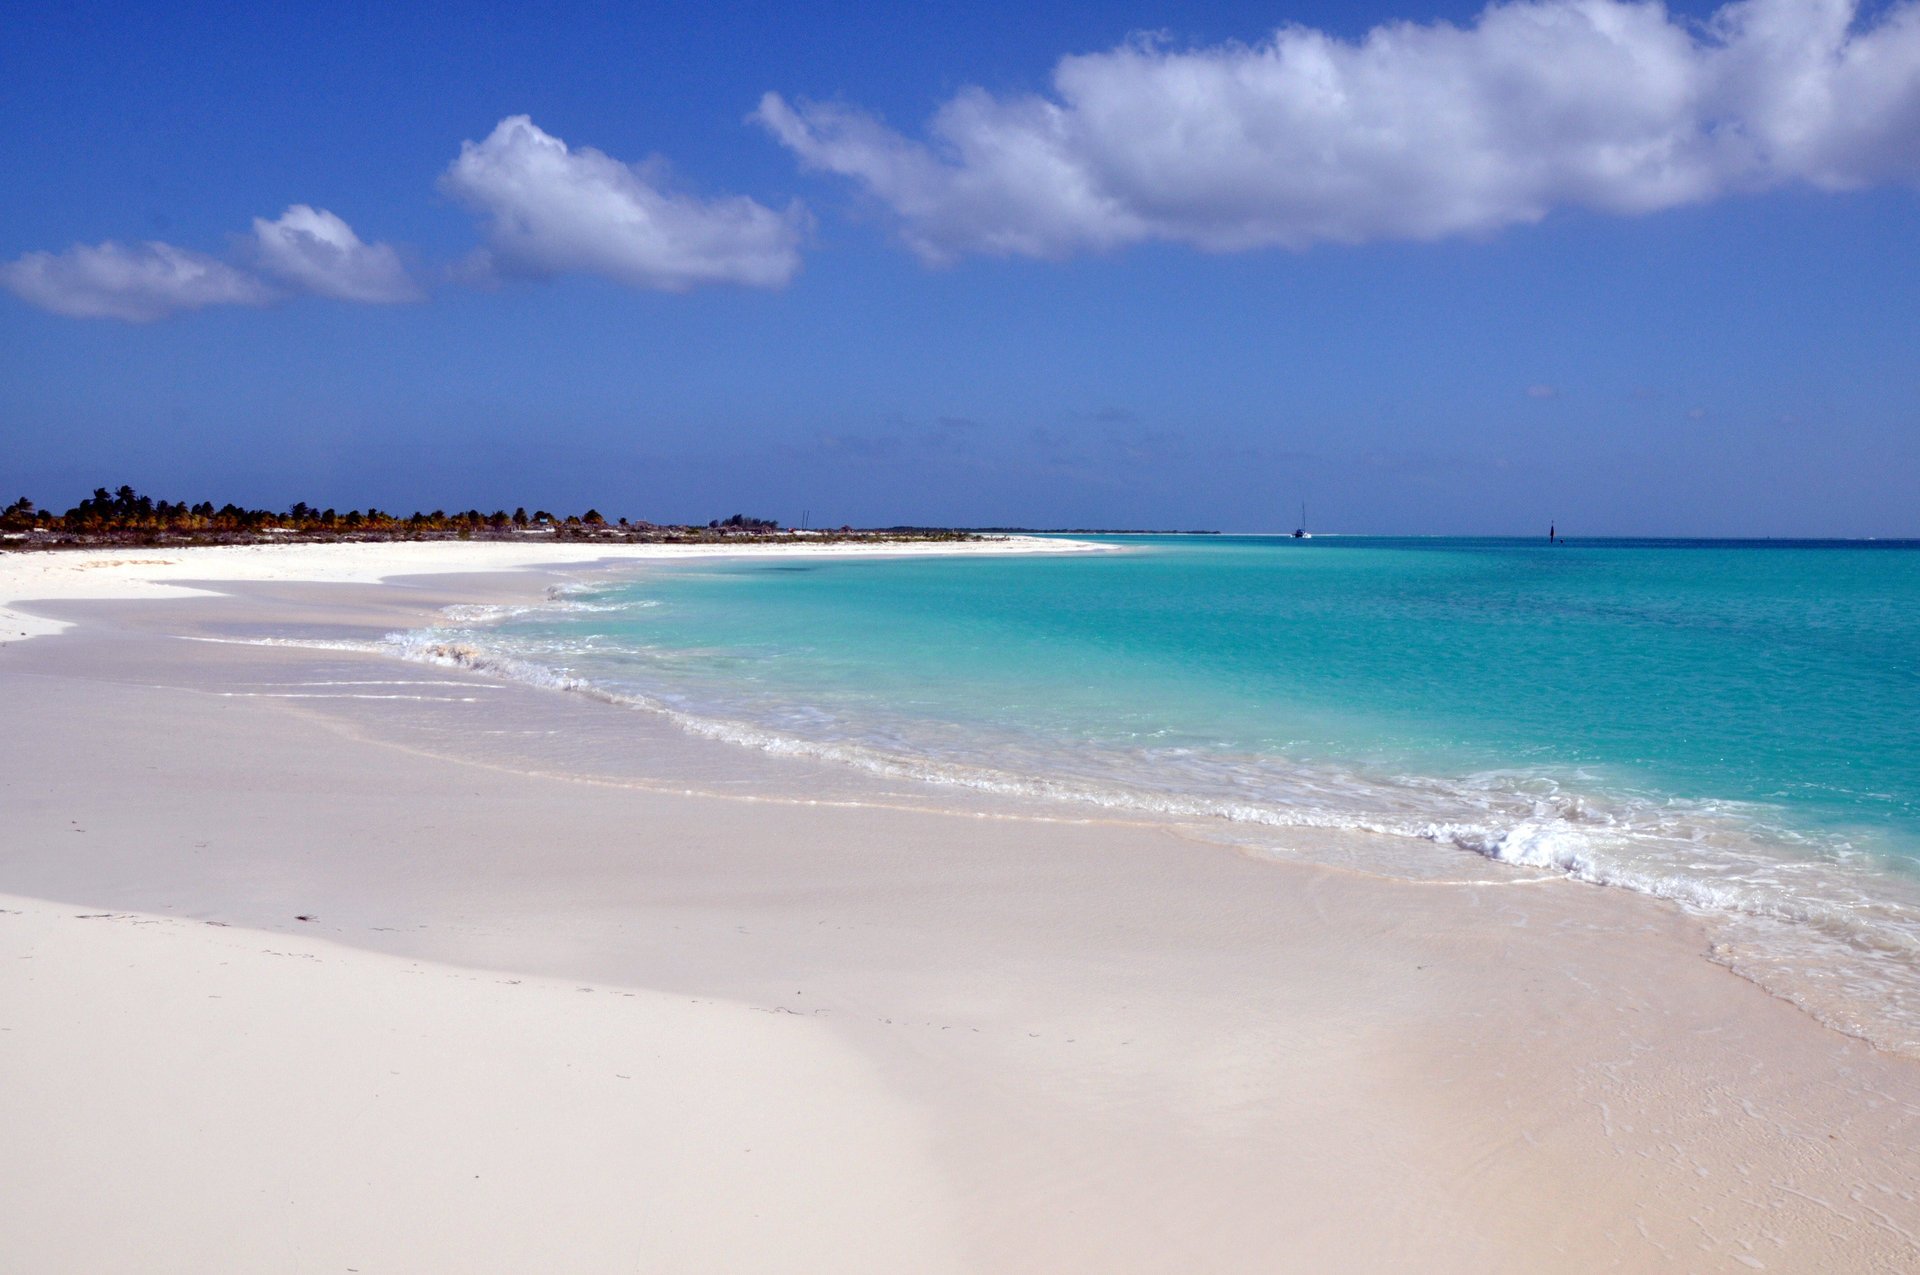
(0, 486, 976, 549)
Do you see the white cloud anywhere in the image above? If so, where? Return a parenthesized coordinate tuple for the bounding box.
(1526, 383, 1560, 398)
(3, 207, 417, 321)
(442, 115, 808, 291)
(755, 0, 1920, 262)
(250, 205, 422, 303)
(0, 240, 275, 322)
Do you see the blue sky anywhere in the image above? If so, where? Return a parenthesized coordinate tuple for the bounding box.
(3, 0, 1916, 534)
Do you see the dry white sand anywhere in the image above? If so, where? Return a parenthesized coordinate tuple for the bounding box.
(0, 894, 962, 1275)
(3, 542, 1920, 1273)
(0, 533, 1102, 643)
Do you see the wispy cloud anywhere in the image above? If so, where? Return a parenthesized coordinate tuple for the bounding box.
(442, 115, 809, 291)
(1, 207, 416, 321)
(0, 240, 275, 322)
(756, 0, 1920, 262)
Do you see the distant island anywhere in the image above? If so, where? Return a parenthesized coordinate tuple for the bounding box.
(0, 487, 979, 550)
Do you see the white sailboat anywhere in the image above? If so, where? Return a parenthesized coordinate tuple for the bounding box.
(1292, 503, 1311, 539)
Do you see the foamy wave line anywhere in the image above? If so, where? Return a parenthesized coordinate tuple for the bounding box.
(180, 635, 391, 652)
(1448, 821, 1920, 963)
(439, 597, 658, 624)
(381, 632, 1920, 986)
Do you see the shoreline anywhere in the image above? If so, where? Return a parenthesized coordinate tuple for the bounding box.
(4, 543, 1920, 1270)
(380, 551, 1920, 1062)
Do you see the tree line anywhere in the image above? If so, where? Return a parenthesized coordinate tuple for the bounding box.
(0, 485, 963, 547)
(0, 486, 631, 536)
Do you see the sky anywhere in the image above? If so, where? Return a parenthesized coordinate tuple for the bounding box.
(2, 0, 1917, 535)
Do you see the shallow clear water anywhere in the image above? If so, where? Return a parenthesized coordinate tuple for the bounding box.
(397, 536, 1920, 1050)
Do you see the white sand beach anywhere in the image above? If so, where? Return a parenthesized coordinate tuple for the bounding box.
(3, 541, 1920, 1273)
(0, 534, 1104, 643)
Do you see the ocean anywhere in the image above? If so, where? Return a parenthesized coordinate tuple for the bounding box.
(395, 535, 1920, 1051)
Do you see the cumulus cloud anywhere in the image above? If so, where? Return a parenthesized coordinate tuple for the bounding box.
(0, 240, 275, 322)
(442, 115, 808, 290)
(249, 205, 422, 303)
(754, 0, 1920, 261)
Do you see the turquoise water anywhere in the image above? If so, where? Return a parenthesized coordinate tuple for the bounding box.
(404, 536, 1920, 1048)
